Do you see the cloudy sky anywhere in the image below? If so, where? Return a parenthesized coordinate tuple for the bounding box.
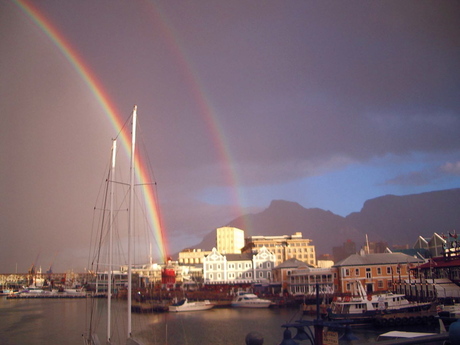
(1, 1, 459, 273)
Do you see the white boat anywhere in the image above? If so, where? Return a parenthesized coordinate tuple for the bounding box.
(231, 291, 272, 308)
(328, 280, 434, 323)
(376, 330, 437, 341)
(169, 298, 215, 312)
(83, 106, 145, 345)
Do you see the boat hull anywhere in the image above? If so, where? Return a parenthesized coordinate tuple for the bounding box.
(231, 302, 271, 308)
(169, 299, 214, 312)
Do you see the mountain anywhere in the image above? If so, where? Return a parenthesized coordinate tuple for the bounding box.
(190, 188, 460, 256)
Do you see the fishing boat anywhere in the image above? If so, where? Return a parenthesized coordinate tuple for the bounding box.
(328, 280, 434, 324)
(168, 298, 215, 312)
(83, 106, 146, 345)
(231, 291, 272, 308)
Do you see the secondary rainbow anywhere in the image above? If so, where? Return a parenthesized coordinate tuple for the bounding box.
(143, 2, 252, 230)
(14, 0, 169, 262)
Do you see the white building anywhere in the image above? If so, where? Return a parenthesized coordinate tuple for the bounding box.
(203, 246, 275, 284)
(216, 226, 245, 254)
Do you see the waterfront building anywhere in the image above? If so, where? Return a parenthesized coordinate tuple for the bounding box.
(178, 248, 211, 265)
(203, 246, 275, 285)
(288, 266, 336, 296)
(272, 258, 314, 294)
(216, 226, 245, 254)
(413, 232, 447, 258)
(333, 252, 424, 295)
(243, 232, 316, 266)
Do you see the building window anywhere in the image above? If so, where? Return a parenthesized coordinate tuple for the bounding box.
(344, 269, 350, 277)
(386, 267, 391, 275)
(355, 269, 359, 276)
(378, 280, 383, 288)
(366, 268, 371, 279)
(377, 267, 382, 275)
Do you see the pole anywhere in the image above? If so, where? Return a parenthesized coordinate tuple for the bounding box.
(107, 138, 116, 342)
(128, 106, 137, 338)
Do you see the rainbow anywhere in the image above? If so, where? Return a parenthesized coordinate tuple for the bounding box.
(143, 3, 251, 229)
(14, 0, 169, 262)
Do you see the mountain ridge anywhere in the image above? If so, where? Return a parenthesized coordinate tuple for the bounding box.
(189, 188, 460, 256)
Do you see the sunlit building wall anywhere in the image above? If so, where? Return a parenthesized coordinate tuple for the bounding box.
(243, 232, 316, 266)
(216, 226, 245, 254)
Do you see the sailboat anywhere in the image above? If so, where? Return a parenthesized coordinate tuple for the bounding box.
(84, 106, 145, 345)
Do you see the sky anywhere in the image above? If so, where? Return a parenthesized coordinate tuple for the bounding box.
(1, 0, 459, 274)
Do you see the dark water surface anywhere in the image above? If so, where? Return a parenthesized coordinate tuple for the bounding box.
(0, 297, 440, 344)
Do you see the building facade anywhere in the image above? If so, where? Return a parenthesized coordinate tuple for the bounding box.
(178, 248, 211, 265)
(203, 246, 275, 284)
(216, 226, 245, 254)
(333, 252, 424, 295)
(288, 266, 336, 296)
(243, 232, 316, 266)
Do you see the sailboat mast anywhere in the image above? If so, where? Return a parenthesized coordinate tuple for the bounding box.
(128, 106, 137, 338)
(108, 138, 116, 342)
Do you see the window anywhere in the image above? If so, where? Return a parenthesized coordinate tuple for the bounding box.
(378, 280, 383, 288)
(366, 268, 371, 279)
(355, 268, 360, 276)
(344, 269, 350, 277)
(377, 267, 382, 275)
(386, 267, 391, 274)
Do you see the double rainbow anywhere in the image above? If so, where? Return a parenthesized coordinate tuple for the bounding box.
(14, 0, 169, 262)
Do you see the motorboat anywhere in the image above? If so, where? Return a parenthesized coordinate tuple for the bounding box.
(328, 280, 434, 324)
(231, 291, 271, 308)
(169, 298, 214, 312)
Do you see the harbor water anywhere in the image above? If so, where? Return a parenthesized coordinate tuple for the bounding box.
(0, 297, 441, 345)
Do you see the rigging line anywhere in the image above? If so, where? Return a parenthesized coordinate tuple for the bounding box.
(113, 111, 132, 142)
(87, 153, 112, 271)
(133, 186, 158, 258)
(94, 161, 112, 274)
(136, 116, 158, 184)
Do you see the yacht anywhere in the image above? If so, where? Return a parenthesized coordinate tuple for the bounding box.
(169, 298, 214, 312)
(231, 291, 272, 308)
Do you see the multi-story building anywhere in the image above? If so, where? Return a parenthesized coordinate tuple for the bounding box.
(288, 266, 336, 296)
(333, 252, 424, 295)
(216, 226, 245, 254)
(178, 248, 211, 265)
(243, 232, 316, 266)
(203, 246, 275, 284)
(271, 258, 313, 294)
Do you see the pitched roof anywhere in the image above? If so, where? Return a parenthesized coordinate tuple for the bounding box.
(333, 253, 424, 267)
(274, 258, 313, 269)
(225, 253, 254, 261)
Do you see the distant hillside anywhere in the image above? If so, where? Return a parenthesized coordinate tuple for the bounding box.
(190, 188, 460, 256)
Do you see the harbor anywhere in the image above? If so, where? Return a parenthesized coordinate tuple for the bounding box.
(0, 296, 449, 345)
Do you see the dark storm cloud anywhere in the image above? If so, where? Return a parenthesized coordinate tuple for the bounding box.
(1, 0, 460, 272)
